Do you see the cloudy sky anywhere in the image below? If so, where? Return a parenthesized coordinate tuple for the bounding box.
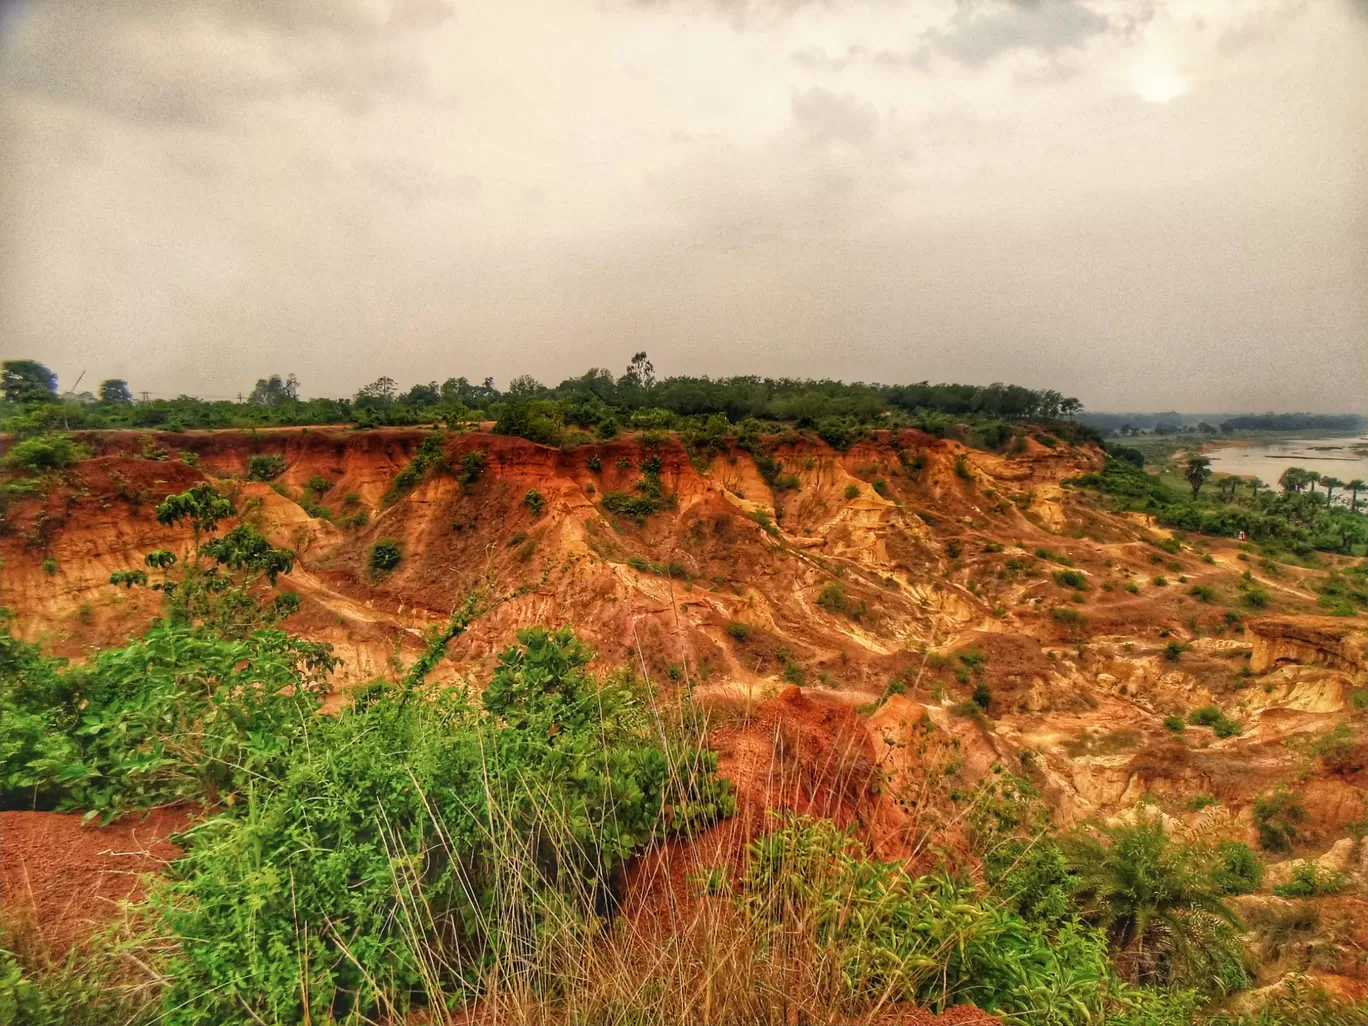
(1, 0, 1365, 412)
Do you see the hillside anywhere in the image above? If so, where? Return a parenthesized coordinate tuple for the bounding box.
(2, 424, 1366, 1022)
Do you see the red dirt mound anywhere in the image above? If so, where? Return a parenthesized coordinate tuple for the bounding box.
(0, 807, 190, 954)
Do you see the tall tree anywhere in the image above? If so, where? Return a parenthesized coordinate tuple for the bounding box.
(2, 360, 57, 403)
(1345, 479, 1365, 513)
(249, 374, 299, 407)
(99, 379, 133, 404)
(1185, 455, 1212, 499)
(1278, 467, 1308, 494)
(1321, 476, 1343, 507)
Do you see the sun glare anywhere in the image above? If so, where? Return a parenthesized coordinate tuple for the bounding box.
(1136, 64, 1186, 103)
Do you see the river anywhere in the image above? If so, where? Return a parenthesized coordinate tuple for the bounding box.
(1204, 434, 1368, 490)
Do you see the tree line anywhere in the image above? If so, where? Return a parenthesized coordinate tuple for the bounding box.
(2, 355, 1088, 444)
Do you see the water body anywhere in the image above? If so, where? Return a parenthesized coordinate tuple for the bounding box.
(1205, 435, 1368, 490)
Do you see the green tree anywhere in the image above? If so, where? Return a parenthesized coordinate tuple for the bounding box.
(1279, 467, 1309, 494)
(1345, 479, 1365, 513)
(1184, 455, 1212, 499)
(248, 373, 299, 407)
(1321, 475, 1343, 506)
(353, 376, 398, 410)
(1067, 814, 1245, 990)
(1, 360, 57, 403)
(98, 378, 133, 404)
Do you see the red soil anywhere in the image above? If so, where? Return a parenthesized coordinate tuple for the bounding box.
(0, 807, 190, 954)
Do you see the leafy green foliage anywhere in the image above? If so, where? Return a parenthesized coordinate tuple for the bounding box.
(383, 432, 449, 503)
(523, 488, 545, 517)
(0, 434, 89, 473)
(151, 627, 731, 1025)
(0, 622, 333, 816)
(459, 449, 486, 484)
(1254, 790, 1307, 852)
(1072, 456, 1368, 557)
(1272, 861, 1346, 898)
(246, 453, 286, 480)
(1213, 841, 1264, 895)
(370, 538, 402, 574)
(726, 622, 750, 642)
(1054, 569, 1088, 589)
(1188, 705, 1241, 737)
(738, 816, 1115, 1024)
(1066, 814, 1248, 994)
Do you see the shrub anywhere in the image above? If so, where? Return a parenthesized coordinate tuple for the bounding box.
(1050, 606, 1086, 626)
(1254, 790, 1307, 852)
(148, 627, 732, 1025)
(1272, 861, 1346, 898)
(954, 453, 973, 480)
(1241, 586, 1270, 609)
(726, 622, 749, 643)
(1067, 814, 1247, 993)
(1213, 840, 1263, 895)
(1054, 569, 1087, 590)
(1188, 584, 1216, 603)
(1164, 640, 1185, 661)
(1, 434, 89, 473)
(816, 582, 849, 614)
(246, 453, 287, 481)
(739, 816, 1116, 1021)
(459, 450, 486, 485)
(1187, 705, 1240, 737)
(523, 489, 545, 517)
(369, 538, 402, 574)
(971, 681, 992, 711)
(40, 556, 57, 576)
(305, 474, 332, 494)
(844, 484, 859, 500)
(1163, 715, 1185, 733)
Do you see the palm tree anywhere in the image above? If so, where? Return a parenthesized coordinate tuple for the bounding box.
(1346, 479, 1365, 513)
(1321, 476, 1343, 506)
(1067, 814, 1244, 989)
(1185, 456, 1212, 499)
(1278, 467, 1307, 494)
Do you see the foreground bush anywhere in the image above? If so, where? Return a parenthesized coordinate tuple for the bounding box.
(147, 627, 731, 1025)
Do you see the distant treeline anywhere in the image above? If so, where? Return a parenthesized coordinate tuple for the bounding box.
(1, 356, 1095, 452)
(1218, 413, 1364, 434)
(1079, 410, 1363, 436)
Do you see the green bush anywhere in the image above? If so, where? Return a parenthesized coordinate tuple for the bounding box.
(369, 538, 402, 574)
(1, 623, 333, 816)
(305, 474, 332, 493)
(741, 816, 1115, 1023)
(1272, 861, 1345, 898)
(1213, 840, 1264, 895)
(726, 622, 749, 643)
(524, 488, 545, 517)
(816, 582, 849, 614)
(1163, 715, 1185, 733)
(152, 627, 731, 1025)
(459, 450, 486, 485)
(246, 453, 286, 480)
(1067, 814, 1247, 994)
(1254, 790, 1307, 852)
(1054, 569, 1088, 590)
(1, 434, 89, 473)
(1188, 705, 1241, 737)
(844, 484, 859, 500)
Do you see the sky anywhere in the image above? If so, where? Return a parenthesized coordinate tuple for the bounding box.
(1, 0, 1365, 413)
